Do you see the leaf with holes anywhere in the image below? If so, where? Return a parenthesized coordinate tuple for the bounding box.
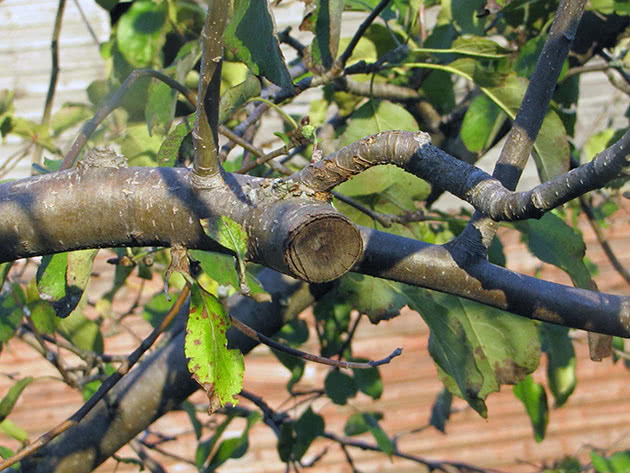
(185, 284, 244, 411)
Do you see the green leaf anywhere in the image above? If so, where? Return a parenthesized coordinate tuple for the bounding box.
(460, 94, 505, 152)
(301, 0, 344, 73)
(343, 412, 392, 454)
(58, 310, 104, 353)
(37, 250, 97, 319)
(118, 123, 164, 165)
(515, 213, 592, 288)
(413, 35, 511, 58)
(0, 418, 28, 445)
(324, 369, 357, 405)
(352, 364, 383, 399)
(272, 348, 305, 393)
(0, 445, 14, 459)
(81, 364, 116, 401)
(0, 285, 24, 344)
(430, 388, 453, 433)
(96, 0, 119, 10)
(142, 292, 176, 328)
(513, 375, 548, 442)
(313, 292, 352, 357)
(0, 377, 33, 422)
(50, 104, 92, 135)
(276, 319, 309, 346)
(36, 253, 68, 301)
(157, 115, 194, 167)
(181, 401, 203, 441)
(591, 451, 630, 473)
(185, 284, 244, 410)
(116, 0, 168, 68)
(404, 287, 541, 417)
(145, 79, 176, 136)
(590, 0, 630, 14)
(224, 0, 293, 90)
(337, 274, 406, 324)
(292, 407, 325, 460)
(344, 411, 383, 435)
(336, 100, 428, 198)
(29, 300, 59, 334)
(427, 58, 570, 181)
(200, 216, 247, 258)
(364, 412, 394, 455)
(541, 324, 576, 407)
(206, 411, 260, 471)
(189, 250, 240, 290)
(196, 414, 235, 467)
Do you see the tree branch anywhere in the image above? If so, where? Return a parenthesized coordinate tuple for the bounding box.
(287, 130, 630, 222)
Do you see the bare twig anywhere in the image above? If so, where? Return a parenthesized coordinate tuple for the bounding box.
(0, 286, 190, 471)
(323, 431, 507, 473)
(229, 315, 402, 369)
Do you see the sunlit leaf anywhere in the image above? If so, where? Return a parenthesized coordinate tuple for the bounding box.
(460, 94, 505, 152)
(58, 310, 104, 353)
(591, 451, 630, 473)
(224, 0, 293, 90)
(185, 284, 244, 411)
(116, 0, 168, 68)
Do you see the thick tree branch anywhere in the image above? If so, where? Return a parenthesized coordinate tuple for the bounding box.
(1, 159, 630, 336)
(287, 130, 630, 221)
(355, 227, 630, 337)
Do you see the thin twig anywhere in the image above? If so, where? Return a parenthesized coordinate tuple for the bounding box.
(580, 196, 630, 286)
(0, 286, 190, 472)
(337, 0, 393, 67)
(33, 0, 67, 168)
(62, 70, 196, 170)
(229, 315, 402, 369)
(323, 431, 507, 473)
(129, 439, 168, 473)
(72, 0, 99, 44)
(236, 146, 289, 174)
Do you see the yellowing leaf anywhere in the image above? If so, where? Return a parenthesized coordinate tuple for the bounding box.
(185, 284, 244, 411)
